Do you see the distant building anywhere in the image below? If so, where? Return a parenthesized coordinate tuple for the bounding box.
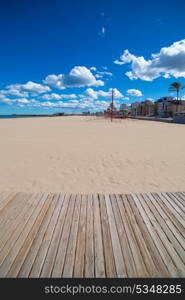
(129, 96, 185, 118)
(130, 100, 154, 117)
(156, 97, 185, 117)
(52, 112, 64, 116)
(82, 111, 90, 115)
(140, 100, 155, 116)
(130, 102, 140, 116)
(118, 103, 130, 117)
(95, 111, 104, 116)
(120, 104, 128, 111)
(156, 97, 174, 117)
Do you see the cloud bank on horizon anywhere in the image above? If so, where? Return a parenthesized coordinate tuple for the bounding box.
(0, 66, 127, 111)
(114, 39, 185, 81)
(1, 39, 185, 111)
(0, 64, 131, 111)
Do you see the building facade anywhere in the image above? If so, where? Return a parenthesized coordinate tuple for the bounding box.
(130, 97, 185, 118)
(156, 97, 185, 117)
(131, 100, 155, 117)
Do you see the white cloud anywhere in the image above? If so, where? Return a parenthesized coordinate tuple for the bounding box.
(114, 39, 185, 81)
(95, 74, 102, 78)
(43, 66, 104, 89)
(0, 97, 13, 104)
(0, 88, 29, 97)
(83, 88, 98, 100)
(108, 88, 123, 99)
(127, 89, 142, 97)
(69, 100, 80, 104)
(41, 93, 77, 100)
(32, 100, 107, 110)
(99, 27, 106, 37)
(7, 81, 51, 94)
(114, 60, 125, 65)
(90, 67, 97, 71)
(42, 93, 62, 100)
(100, 71, 112, 76)
(61, 94, 77, 99)
(15, 98, 30, 104)
(0, 84, 129, 112)
(82, 88, 124, 101)
(0, 93, 115, 111)
(123, 96, 130, 101)
(0, 96, 38, 106)
(95, 71, 113, 78)
(42, 75, 66, 90)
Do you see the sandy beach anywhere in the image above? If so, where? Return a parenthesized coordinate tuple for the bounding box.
(0, 116, 184, 193)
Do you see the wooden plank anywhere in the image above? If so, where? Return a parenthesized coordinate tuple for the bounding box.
(0, 193, 40, 253)
(124, 194, 159, 277)
(0, 193, 49, 276)
(62, 194, 81, 277)
(0, 192, 29, 226)
(28, 194, 62, 277)
(0, 191, 184, 278)
(40, 194, 70, 278)
(99, 194, 116, 278)
(84, 194, 94, 278)
(117, 195, 148, 277)
(73, 194, 87, 278)
(152, 193, 184, 238)
(167, 193, 185, 213)
(0, 193, 32, 244)
(156, 193, 185, 228)
(51, 194, 76, 277)
(110, 194, 137, 277)
(135, 193, 184, 277)
(0, 192, 14, 210)
(174, 193, 185, 208)
(131, 193, 180, 277)
(172, 192, 185, 208)
(127, 194, 169, 277)
(104, 194, 126, 277)
(161, 192, 185, 220)
(93, 194, 105, 277)
(149, 193, 185, 252)
(0, 192, 18, 213)
(152, 193, 185, 235)
(144, 193, 185, 265)
(6, 193, 55, 277)
(0, 191, 12, 205)
(178, 192, 185, 203)
(18, 194, 62, 278)
(143, 193, 185, 275)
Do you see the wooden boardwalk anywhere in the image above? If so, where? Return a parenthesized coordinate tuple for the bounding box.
(0, 192, 185, 278)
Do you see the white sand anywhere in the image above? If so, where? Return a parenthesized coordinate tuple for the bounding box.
(0, 116, 185, 193)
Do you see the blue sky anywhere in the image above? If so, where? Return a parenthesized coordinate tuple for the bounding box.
(1, 0, 185, 114)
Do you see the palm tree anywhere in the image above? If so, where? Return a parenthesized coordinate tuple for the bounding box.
(168, 82, 185, 103)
